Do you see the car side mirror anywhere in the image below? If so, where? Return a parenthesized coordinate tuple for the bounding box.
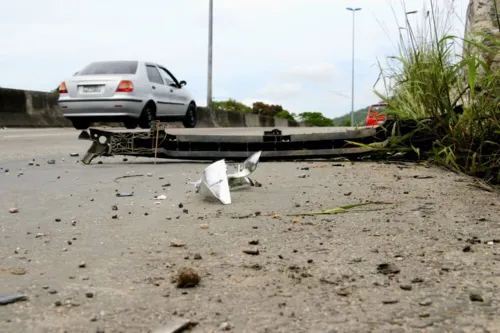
(180, 80, 187, 87)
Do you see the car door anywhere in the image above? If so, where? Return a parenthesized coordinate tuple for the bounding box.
(157, 66, 188, 115)
(145, 64, 172, 116)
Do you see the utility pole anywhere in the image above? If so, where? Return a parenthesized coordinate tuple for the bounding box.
(207, 0, 213, 109)
(346, 7, 361, 126)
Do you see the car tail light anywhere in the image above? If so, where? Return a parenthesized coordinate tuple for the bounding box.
(59, 82, 68, 94)
(116, 80, 134, 93)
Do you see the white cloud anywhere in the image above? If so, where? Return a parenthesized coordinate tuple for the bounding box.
(255, 82, 302, 99)
(281, 62, 338, 83)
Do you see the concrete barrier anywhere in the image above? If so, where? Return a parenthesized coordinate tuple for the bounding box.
(0, 87, 299, 128)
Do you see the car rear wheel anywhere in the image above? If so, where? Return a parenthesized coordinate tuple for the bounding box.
(182, 104, 197, 128)
(124, 120, 137, 129)
(139, 104, 155, 129)
(72, 119, 90, 130)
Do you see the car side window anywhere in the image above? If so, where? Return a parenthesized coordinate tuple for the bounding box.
(158, 67, 178, 87)
(146, 65, 164, 85)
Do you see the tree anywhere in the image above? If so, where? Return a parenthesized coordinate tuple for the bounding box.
(275, 110, 296, 121)
(251, 102, 284, 117)
(211, 99, 252, 113)
(298, 112, 334, 127)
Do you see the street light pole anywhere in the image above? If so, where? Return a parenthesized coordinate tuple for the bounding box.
(346, 7, 361, 126)
(207, 0, 213, 109)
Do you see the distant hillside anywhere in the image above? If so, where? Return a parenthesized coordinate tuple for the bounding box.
(332, 106, 369, 126)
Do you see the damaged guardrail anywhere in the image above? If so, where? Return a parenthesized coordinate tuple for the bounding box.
(77, 121, 399, 165)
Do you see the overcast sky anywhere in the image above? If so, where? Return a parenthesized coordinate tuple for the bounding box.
(0, 0, 468, 118)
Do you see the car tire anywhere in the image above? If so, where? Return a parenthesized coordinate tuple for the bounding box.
(182, 104, 197, 128)
(72, 119, 90, 130)
(139, 104, 155, 129)
(124, 120, 137, 129)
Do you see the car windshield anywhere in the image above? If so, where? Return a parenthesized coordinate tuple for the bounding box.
(78, 61, 138, 75)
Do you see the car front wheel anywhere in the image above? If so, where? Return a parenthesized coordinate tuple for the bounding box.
(183, 104, 197, 128)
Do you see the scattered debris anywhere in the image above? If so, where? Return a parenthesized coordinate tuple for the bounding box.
(85, 292, 94, 298)
(413, 175, 434, 179)
(300, 167, 310, 171)
(178, 203, 184, 208)
(78, 261, 87, 268)
(9, 207, 19, 214)
(176, 267, 200, 288)
(162, 183, 171, 187)
(243, 249, 260, 256)
(193, 151, 262, 205)
(377, 263, 400, 275)
(193, 253, 202, 260)
(298, 174, 308, 178)
(400, 284, 412, 291)
(147, 173, 153, 177)
(183, 209, 189, 214)
(419, 298, 433, 306)
(9, 268, 26, 275)
(170, 241, 186, 247)
(70, 153, 80, 157)
(382, 299, 399, 304)
(0, 294, 27, 305)
(114, 174, 144, 182)
(463, 245, 472, 252)
(47, 159, 56, 165)
(291, 202, 391, 216)
(200, 224, 209, 229)
(469, 292, 484, 302)
(116, 192, 134, 197)
(248, 240, 259, 245)
(292, 217, 301, 223)
(219, 322, 232, 331)
(111, 205, 118, 211)
(48, 288, 58, 294)
(152, 318, 195, 333)
(156, 195, 167, 200)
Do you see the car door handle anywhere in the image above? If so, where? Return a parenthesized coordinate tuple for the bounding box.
(170, 89, 173, 92)
(152, 86, 156, 89)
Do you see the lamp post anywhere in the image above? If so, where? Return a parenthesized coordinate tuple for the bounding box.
(207, 0, 213, 108)
(346, 7, 361, 126)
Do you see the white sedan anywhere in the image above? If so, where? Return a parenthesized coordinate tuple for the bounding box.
(58, 60, 197, 129)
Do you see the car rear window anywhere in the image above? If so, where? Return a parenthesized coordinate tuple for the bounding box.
(78, 61, 138, 75)
(371, 105, 387, 112)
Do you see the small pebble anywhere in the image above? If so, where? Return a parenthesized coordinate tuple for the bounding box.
(193, 253, 202, 260)
(48, 289, 58, 294)
(78, 261, 86, 268)
(400, 284, 412, 291)
(9, 207, 19, 213)
(219, 322, 231, 331)
(469, 292, 484, 302)
(419, 298, 432, 306)
(85, 292, 94, 298)
(54, 300, 62, 307)
(90, 313, 98, 322)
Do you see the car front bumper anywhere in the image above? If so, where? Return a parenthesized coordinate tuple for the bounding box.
(59, 98, 144, 119)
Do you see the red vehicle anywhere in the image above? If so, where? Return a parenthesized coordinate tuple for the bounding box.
(365, 103, 388, 126)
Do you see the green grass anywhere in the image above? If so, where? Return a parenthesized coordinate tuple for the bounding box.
(375, 0, 500, 185)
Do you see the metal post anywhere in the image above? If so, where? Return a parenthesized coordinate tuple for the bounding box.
(346, 7, 361, 126)
(207, 0, 213, 109)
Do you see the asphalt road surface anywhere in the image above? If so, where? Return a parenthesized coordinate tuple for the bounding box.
(1, 128, 500, 333)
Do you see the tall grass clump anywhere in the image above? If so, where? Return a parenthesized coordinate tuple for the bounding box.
(376, 0, 500, 184)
